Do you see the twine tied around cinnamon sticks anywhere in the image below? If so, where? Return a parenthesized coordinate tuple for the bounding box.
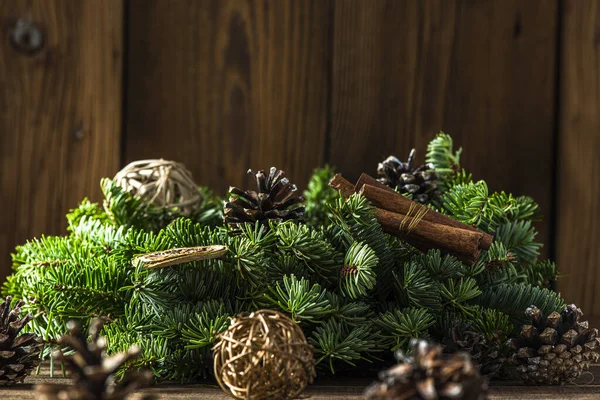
(330, 173, 493, 264)
(397, 202, 430, 238)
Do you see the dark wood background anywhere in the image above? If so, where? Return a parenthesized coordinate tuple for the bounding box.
(0, 0, 598, 322)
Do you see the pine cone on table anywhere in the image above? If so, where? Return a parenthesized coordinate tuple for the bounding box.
(510, 304, 600, 385)
(365, 339, 488, 400)
(0, 296, 43, 386)
(224, 167, 305, 231)
(377, 149, 441, 204)
(35, 319, 152, 400)
(444, 326, 505, 377)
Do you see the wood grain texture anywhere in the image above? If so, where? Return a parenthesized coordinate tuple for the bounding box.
(330, 0, 558, 255)
(556, 0, 600, 315)
(2, 365, 599, 400)
(125, 0, 330, 195)
(0, 0, 123, 281)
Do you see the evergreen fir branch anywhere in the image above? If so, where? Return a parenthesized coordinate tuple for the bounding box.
(471, 307, 513, 343)
(159, 347, 209, 382)
(510, 195, 542, 221)
(442, 181, 542, 234)
(115, 229, 173, 263)
(239, 221, 277, 250)
(180, 300, 234, 349)
(274, 221, 342, 281)
(376, 308, 434, 351)
(326, 292, 373, 324)
(150, 304, 198, 341)
(393, 262, 441, 310)
(66, 198, 110, 229)
(193, 186, 224, 228)
(450, 169, 474, 187)
(122, 265, 174, 316)
(102, 178, 161, 231)
(309, 317, 379, 373)
(387, 236, 418, 262)
(521, 260, 558, 288)
(304, 165, 338, 227)
(10, 235, 87, 269)
(425, 132, 463, 190)
(472, 242, 523, 288)
(418, 250, 463, 280)
(164, 218, 219, 248)
(71, 216, 130, 250)
(319, 224, 347, 254)
(182, 313, 230, 349)
(266, 255, 312, 284)
(474, 283, 565, 326)
(442, 181, 492, 230)
(439, 278, 482, 315)
(475, 264, 524, 290)
(330, 194, 395, 295)
(479, 242, 515, 271)
(264, 275, 333, 323)
(37, 256, 130, 318)
(459, 258, 487, 280)
(493, 221, 542, 264)
(339, 242, 378, 299)
(171, 268, 239, 304)
(226, 235, 268, 289)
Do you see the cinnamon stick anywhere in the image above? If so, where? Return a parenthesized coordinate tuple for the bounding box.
(356, 176, 493, 250)
(354, 173, 396, 195)
(329, 174, 355, 198)
(328, 171, 490, 263)
(375, 208, 482, 264)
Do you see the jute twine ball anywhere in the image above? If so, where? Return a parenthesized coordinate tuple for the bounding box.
(113, 159, 202, 216)
(213, 310, 316, 400)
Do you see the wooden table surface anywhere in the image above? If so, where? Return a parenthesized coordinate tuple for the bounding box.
(2, 366, 599, 399)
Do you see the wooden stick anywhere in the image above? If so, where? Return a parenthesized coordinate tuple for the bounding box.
(356, 176, 493, 250)
(375, 209, 482, 263)
(329, 174, 355, 198)
(133, 245, 228, 269)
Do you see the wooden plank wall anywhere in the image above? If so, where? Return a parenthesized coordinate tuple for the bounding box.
(556, 0, 600, 320)
(125, 0, 330, 191)
(0, 0, 123, 278)
(0, 0, 597, 320)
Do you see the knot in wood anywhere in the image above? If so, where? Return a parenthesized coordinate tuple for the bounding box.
(11, 19, 44, 54)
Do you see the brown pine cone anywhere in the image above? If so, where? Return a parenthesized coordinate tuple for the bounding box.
(224, 167, 304, 231)
(510, 304, 600, 385)
(365, 339, 488, 399)
(444, 326, 505, 377)
(35, 319, 152, 400)
(377, 149, 441, 204)
(0, 296, 43, 386)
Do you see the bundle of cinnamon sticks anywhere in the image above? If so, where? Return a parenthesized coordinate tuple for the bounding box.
(329, 173, 493, 264)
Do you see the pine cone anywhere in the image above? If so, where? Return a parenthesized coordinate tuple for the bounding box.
(0, 296, 43, 386)
(224, 167, 304, 231)
(444, 326, 505, 377)
(35, 319, 152, 400)
(365, 339, 488, 400)
(510, 304, 600, 385)
(377, 150, 441, 204)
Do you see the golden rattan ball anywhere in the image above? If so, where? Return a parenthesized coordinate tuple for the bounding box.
(213, 309, 316, 400)
(113, 159, 202, 216)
